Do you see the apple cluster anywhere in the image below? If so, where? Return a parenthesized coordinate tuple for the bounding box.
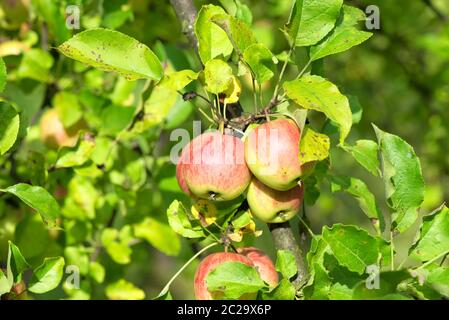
(176, 118, 307, 224)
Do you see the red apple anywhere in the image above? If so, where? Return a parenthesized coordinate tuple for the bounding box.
(247, 178, 304, 223)
(176, 146, 191, 196)
(244, 118, 309, 191)
(194, 252, 255, 300)
(237, 247, 278, 287)
(177, 131, 251, 201)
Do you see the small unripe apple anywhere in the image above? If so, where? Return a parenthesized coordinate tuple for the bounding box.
(39, 109, 83, 149)
(194, 252, 255, 300)
(177, 131, 251, 201)
(237, 247, 278, 287)
(247, 178, 304, 223)
(244, 118, 308, 191)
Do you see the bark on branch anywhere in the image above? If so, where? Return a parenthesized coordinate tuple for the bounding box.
(269, 222, 308, 288)
(170, 0, 199, 49)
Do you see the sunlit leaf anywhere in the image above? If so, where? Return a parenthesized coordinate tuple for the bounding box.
(58, 28, 163, 81)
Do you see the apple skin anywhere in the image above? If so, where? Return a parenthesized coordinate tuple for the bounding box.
(177, 131, 251, 201)
(244, 118, 309, 191)
(176, 143, 192, 196)
(247, 178, 304, 223)
(39, 109, 83, 149)
(237, 247, 278, 287)
(194, 252, 255, 300)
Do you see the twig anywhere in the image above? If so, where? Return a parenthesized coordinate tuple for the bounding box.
(169, 0, 199, 50)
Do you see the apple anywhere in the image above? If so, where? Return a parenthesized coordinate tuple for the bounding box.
(176, 144, 192, 196)
(39, 109, 83, 148)
(194, 252, 255, 300)
(177, 131, 251, 201)
(247, 178, 304, 223)
(244, 118, 309, 191)
(237, 247, 278, 287)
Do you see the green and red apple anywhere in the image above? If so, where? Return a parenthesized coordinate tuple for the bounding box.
(176, 131, 251, 201)
(247, 178, 304, 223)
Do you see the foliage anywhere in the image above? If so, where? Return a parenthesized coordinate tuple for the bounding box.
(0, 0, 447, 300)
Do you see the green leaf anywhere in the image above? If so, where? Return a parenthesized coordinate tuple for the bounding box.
(243, 44, 277, 83)
(133, 217, 181, 256)
(166, 200, 205, 238)
(105, 279, 145, 300)
(374, 125, 425, 233)
(283, 0, 303, 45)
(275, 250, 297, 280)
(427, 267, 449, 297)
(262, 279, 296, 300)
(298, 126, 330, 165)
(348, 95, 363, 124)
(89, 262, 105, 284)
(284, 75, 352, 145)
(295, 0, 343, 47)
(105, 241, 132, 265)
(53, 92, 83, 127)
(195, 5, 233, 64)
(56, 137, 96, 168)
(211, 13, 257, 54)
(310, 5, 372, 61)
(17, 48, 54, 82)
(0, 101, 20, 155)
(137, 70, 198, 132)
(206, 261, 266, 299)
(64, 246, 89, 275)
(7, 241, 29, 284)
(58, 28, 163, 81)
(344, 140, 379, 176)
(0, 57, 6, 92)
(231, 210, 252, 229)
(302, 237, 332, 299)
(0, 269, 12, 296)
(410, 205, 449, 263)
(330, 176, 385, 232)
(2, 183, 60, 228)
(28, 257, 65, 294)
(159, 70, 199, 91)
(322, 224, 379, 275)
(204, 59, 233, 94)
(352, 271, 411, 300)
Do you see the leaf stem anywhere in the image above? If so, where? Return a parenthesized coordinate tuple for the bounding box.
(156, 241, 219, 299)
(252, 76, 258, 113)
(390, 231, 395, 271)
(297, 59, 312, 79)
(298, 215, 315, 238)
(271, 47, 294, 103)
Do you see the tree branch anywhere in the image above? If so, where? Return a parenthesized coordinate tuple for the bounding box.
(170, 0, 199, 50)
(269, 222, 308, 288)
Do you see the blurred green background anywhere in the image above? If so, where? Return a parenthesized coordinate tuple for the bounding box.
(0, 0, 448, 299)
